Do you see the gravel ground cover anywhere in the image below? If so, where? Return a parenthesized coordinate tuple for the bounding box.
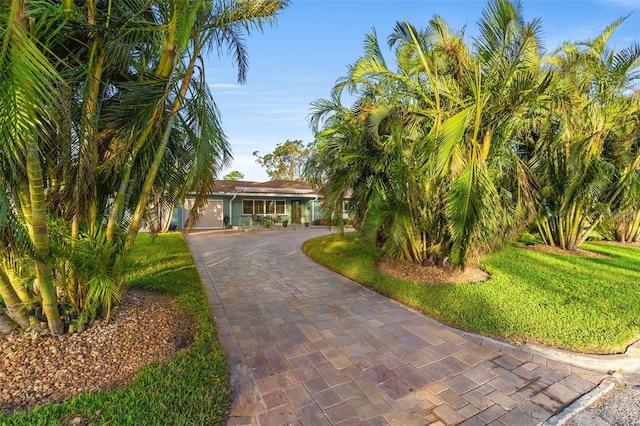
(0, 289, 196, 416)
(568, 373, 640, 426)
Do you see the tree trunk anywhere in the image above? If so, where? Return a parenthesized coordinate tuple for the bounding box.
(26, 142, 63, 334)
(9, 0, 63, 334)
(0, 267, 30, 329)
(125, 50, 199, 251)
(0, 312, 15, 334)
(78, 2, 105, 237)
(1, 261, 33, 305)
(577, 216, 601, 247)
(106, 13, 179, 242)
(537, 217, 555, 246)
(626, 210, 640, 243)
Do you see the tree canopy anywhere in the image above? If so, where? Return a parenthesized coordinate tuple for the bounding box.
(223, 170, 246, 181)
(254, 139, 314, 180)
(0, 0, 288, 334)
(307, 0, 639, 268)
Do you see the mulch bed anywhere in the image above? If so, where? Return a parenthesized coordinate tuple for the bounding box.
(0, 289, 197, 416)
(377, 258, 490, 285)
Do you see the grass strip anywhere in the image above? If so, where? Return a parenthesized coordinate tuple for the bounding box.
(2, 233, 230, 425)
(303, 233, 640, 354)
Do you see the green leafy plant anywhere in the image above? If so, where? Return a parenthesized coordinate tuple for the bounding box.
(517, 231, 539, 246)
(0, 0, 288, 335)
(1, 233, 230, 425)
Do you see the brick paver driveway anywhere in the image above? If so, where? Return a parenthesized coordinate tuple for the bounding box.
(187, 229, 605, 425)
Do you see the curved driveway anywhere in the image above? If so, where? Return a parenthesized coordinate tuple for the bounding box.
(187, 228, 605, 425)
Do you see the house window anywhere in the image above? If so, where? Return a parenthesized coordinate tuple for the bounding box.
(242, 199, 286, 215)
(254, 200, 264, 215)
(266, 200, 275, 215)
(242, 200, 253, 215)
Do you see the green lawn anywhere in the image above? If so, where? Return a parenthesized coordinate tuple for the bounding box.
(303, 232, 640, 354)
(2, 233, 230, 426)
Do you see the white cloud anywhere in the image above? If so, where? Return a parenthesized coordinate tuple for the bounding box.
(209, 83, 246, 96)
(597, 0, 640, 8)
(209, 83, 241, 89)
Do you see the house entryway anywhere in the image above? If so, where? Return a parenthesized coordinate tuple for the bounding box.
(291, 199, 302, 224)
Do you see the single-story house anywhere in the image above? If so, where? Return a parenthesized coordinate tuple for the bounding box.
(171, 180, 323, 230)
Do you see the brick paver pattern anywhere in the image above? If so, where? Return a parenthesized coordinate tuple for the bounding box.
(187, 229, 605, 425)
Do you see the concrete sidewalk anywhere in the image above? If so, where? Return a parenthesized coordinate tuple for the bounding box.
(187, 229, 606, 425)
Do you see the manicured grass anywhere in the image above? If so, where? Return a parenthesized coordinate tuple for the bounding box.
(303, 232, 640, 354)
(2, 233, 230, 426)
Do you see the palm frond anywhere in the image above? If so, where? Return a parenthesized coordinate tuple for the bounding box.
(435, 107, 472, 176)
(446, 163, 484, 267)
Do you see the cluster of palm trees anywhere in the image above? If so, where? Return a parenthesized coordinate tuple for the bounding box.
(0, 0, 287, 334)
(306, 0, 639, 268)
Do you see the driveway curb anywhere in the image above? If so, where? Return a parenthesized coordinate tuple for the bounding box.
(542, 374, 620, 425)
(524, 342, 640, 373)
(381, 285, 640, 375)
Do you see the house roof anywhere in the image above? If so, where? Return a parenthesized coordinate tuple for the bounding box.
(212, 180, 318, 196)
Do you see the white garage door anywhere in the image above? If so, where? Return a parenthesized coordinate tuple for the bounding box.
(184, 199, 223, 229)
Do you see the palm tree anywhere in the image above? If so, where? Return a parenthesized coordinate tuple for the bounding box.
(309, 0, 548, 268)
(606, 97, 640, 242)
(0, 184, 36, 329)
(0, 0, 66, 333)
(0, 0, 287, 333)
(534, 18, 640, 249)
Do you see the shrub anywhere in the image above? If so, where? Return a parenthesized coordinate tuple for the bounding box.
(518, 231, 539, 245)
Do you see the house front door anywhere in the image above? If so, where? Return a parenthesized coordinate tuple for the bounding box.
(291, 200, 302, 224)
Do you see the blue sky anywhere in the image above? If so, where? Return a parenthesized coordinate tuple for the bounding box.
(205, 0, 640, 181)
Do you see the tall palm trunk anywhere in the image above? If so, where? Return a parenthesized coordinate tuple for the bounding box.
(0, 266, 29, 329)
(26, 142, 63, 334)
(618, 210, 640, 243)
(537, 204, 599, 250)
(65, 3, 106, 321)
(76, 34, 104, 237)
(125, 52, 199, 251)
(628, 211, 640, 242)
(105, 14, 179, 242)
(7, 0, 64, 334)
